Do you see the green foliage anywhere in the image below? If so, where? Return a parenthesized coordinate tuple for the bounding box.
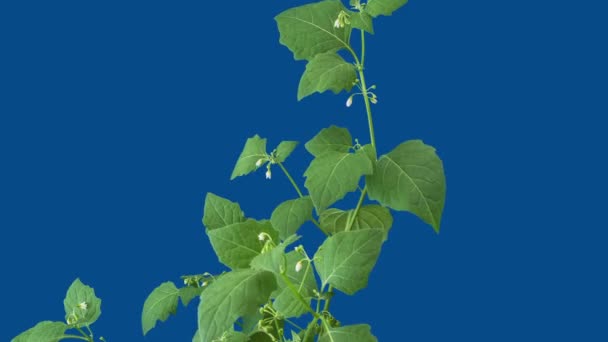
(367, 140, 446, 232)
(197, 269, 277, 342)
(14, 1, 448, 341)
(298, 52, 357, 100)
(314, 229, 384, 294)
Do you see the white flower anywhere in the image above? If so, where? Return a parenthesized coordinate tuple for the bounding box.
(256, 158, 265, 167)
(334, 18, 341, 28)
(258, 232, 266, 241)
(295, 260, 303, 272)
(265, 169, 272, 179)
(346, 96, 353, 107)
(77, 302, 88, 310)
(202, 281, 208, 287)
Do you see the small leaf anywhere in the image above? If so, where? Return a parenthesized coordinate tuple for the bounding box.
(197, 269, 277, 342)
(314, 229, 384, 294)
(270, 197, 313, 240)
(179, 286, 204, 307)
(350, 11, 374, 34)
(275, 141, 299, 163)
(304, 149, 373, 212)
(142, 281, 179, 335)
(12, 321, 67, 342)
(207, 219, 279, 269)
(366, 140, 446, 233)
(231, 135, 268, 180)
(203, 193, 245, 230)
(275, 0, 352, 61)
(298, 53, 357, 101)
(364, 0, 408, 17)
(63, 278, 101, 327)
(319, 324, 378, 342)
(319, 204, 392, 239)
(305, 126, 352, 157)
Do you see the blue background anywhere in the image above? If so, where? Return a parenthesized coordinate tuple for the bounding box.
(1, 0, 606, 341)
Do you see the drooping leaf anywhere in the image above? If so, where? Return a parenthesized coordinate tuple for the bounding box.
(350, 11, 374, 34)
(314, 229, 384, 294)
(275, 0, 352, 61)
(230, 135, 268, 180)
(142, 281, 179, 335)
(319, 324, 378, 342)
(270, 197, 313, 239)
(63, 278, 101, 327)
(366, 140, 446, 233)
(203, 193, 245, 230)
(319, 204, 392, 239)
(305, 126, 353, 157)
(207, 219, 279, 269)
(11, 321, 67, 342)
(298, 53, 357, 101)
(275, 141, 299, 163)
(304, 149, 373, 212)
(179, 286, 204, 307)
(364, 0, 408, 17)
(197, 269, 277, 342)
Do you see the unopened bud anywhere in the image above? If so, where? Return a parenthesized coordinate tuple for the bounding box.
(256, 158, 265, 167)
(295, 260, 303, 272)
(258, 232, 266, 241)
(370, 97, 378, 104)
(265, 169, 272, 179)
(346, 96, 353, 107)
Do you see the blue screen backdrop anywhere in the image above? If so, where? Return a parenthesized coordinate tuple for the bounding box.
(1, 0, 606, 341)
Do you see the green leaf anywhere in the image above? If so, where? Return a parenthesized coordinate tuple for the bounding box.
(304, 149, 373, 212)
(11, 321, 67, 342)
(298, 53, 357, 101)
(314, 229, 384, 294)
(197, 269, 277, 342)
(275, 0, 352, 61)
(203, 193, 245, 230)
(250, 235, 300, 274)
(249, 332, 275, 342)
(270, 197, 313, 240)
(275, 141, 299, 163)
(179, 286, 204, 307)
(305, 126, 352, 157)
(230, 135, 268, 180)
(350, 11, 374, 34)
(319, 324, 378, 342)
(364, 0, 408, 17)
(63, 278, 101, 327)
(207, 219, 279, 269)
(366, 140, 446, 233)
(142, 281, 179, 335)
(319, 204, 392, 239)
(273, 251, 317, 318)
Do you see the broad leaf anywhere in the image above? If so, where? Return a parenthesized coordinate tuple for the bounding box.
(270, 197, 313, 239)
(12, 321, 67, 342)
(298, 53, 357, 100)
(63, 278, 101, 327)
(231, 135, 267, 180)
(350, 11, 374, 34)
(273, 251, 318, 318)
(275, 0, 352, 61)
(314, 229, 384, 294)
(207, 219, 279, 269)
(304, 149, 373, 212)
(319, 204, 392, 239)
(319, 324, 378, 342)
(179, 286, 204, 307)
(364, 0, 408, 17)
(275, 141, 299, 163)
(197, 269, 277, 342)
(366, 140, 446, 233)
(305, 126, 352, 157)
(203, 193, 245, 230)
(250, 332, 275, 342)
(142, 281, 179, 335)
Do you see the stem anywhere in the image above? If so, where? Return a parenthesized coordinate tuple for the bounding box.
(323, 285, 334, 312)
(277, 161, 326, 234)
(357, 29, 377, 152)
(273, 318, 284, 342)
(284, 318, 304, 331)
(345, 186, 367, 232)
(280, 272, 318, 319)
(75, 327, 93, 342)
(302, 319, 318, 342)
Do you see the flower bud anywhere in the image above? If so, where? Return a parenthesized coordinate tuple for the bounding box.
(346, 96, 353, 107)
(295, 260, 303, 272)
(265, 169, 272, 179)
(256, 158, 265, 167)
(258, 232, 266, 241)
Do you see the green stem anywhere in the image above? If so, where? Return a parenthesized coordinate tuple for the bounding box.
(345, 186, 367, 232)
(284, 318, 304, 331)
(302, 319, 318, 342)
(280, 272, 319, 319)
(357, 29, 377, 152)
(75, 327, 93, 342)
(360, 29, 366, 67)
(323, 285, 334, 312)
(273, 318, 284, 342)
(277, 161, 326, 234)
